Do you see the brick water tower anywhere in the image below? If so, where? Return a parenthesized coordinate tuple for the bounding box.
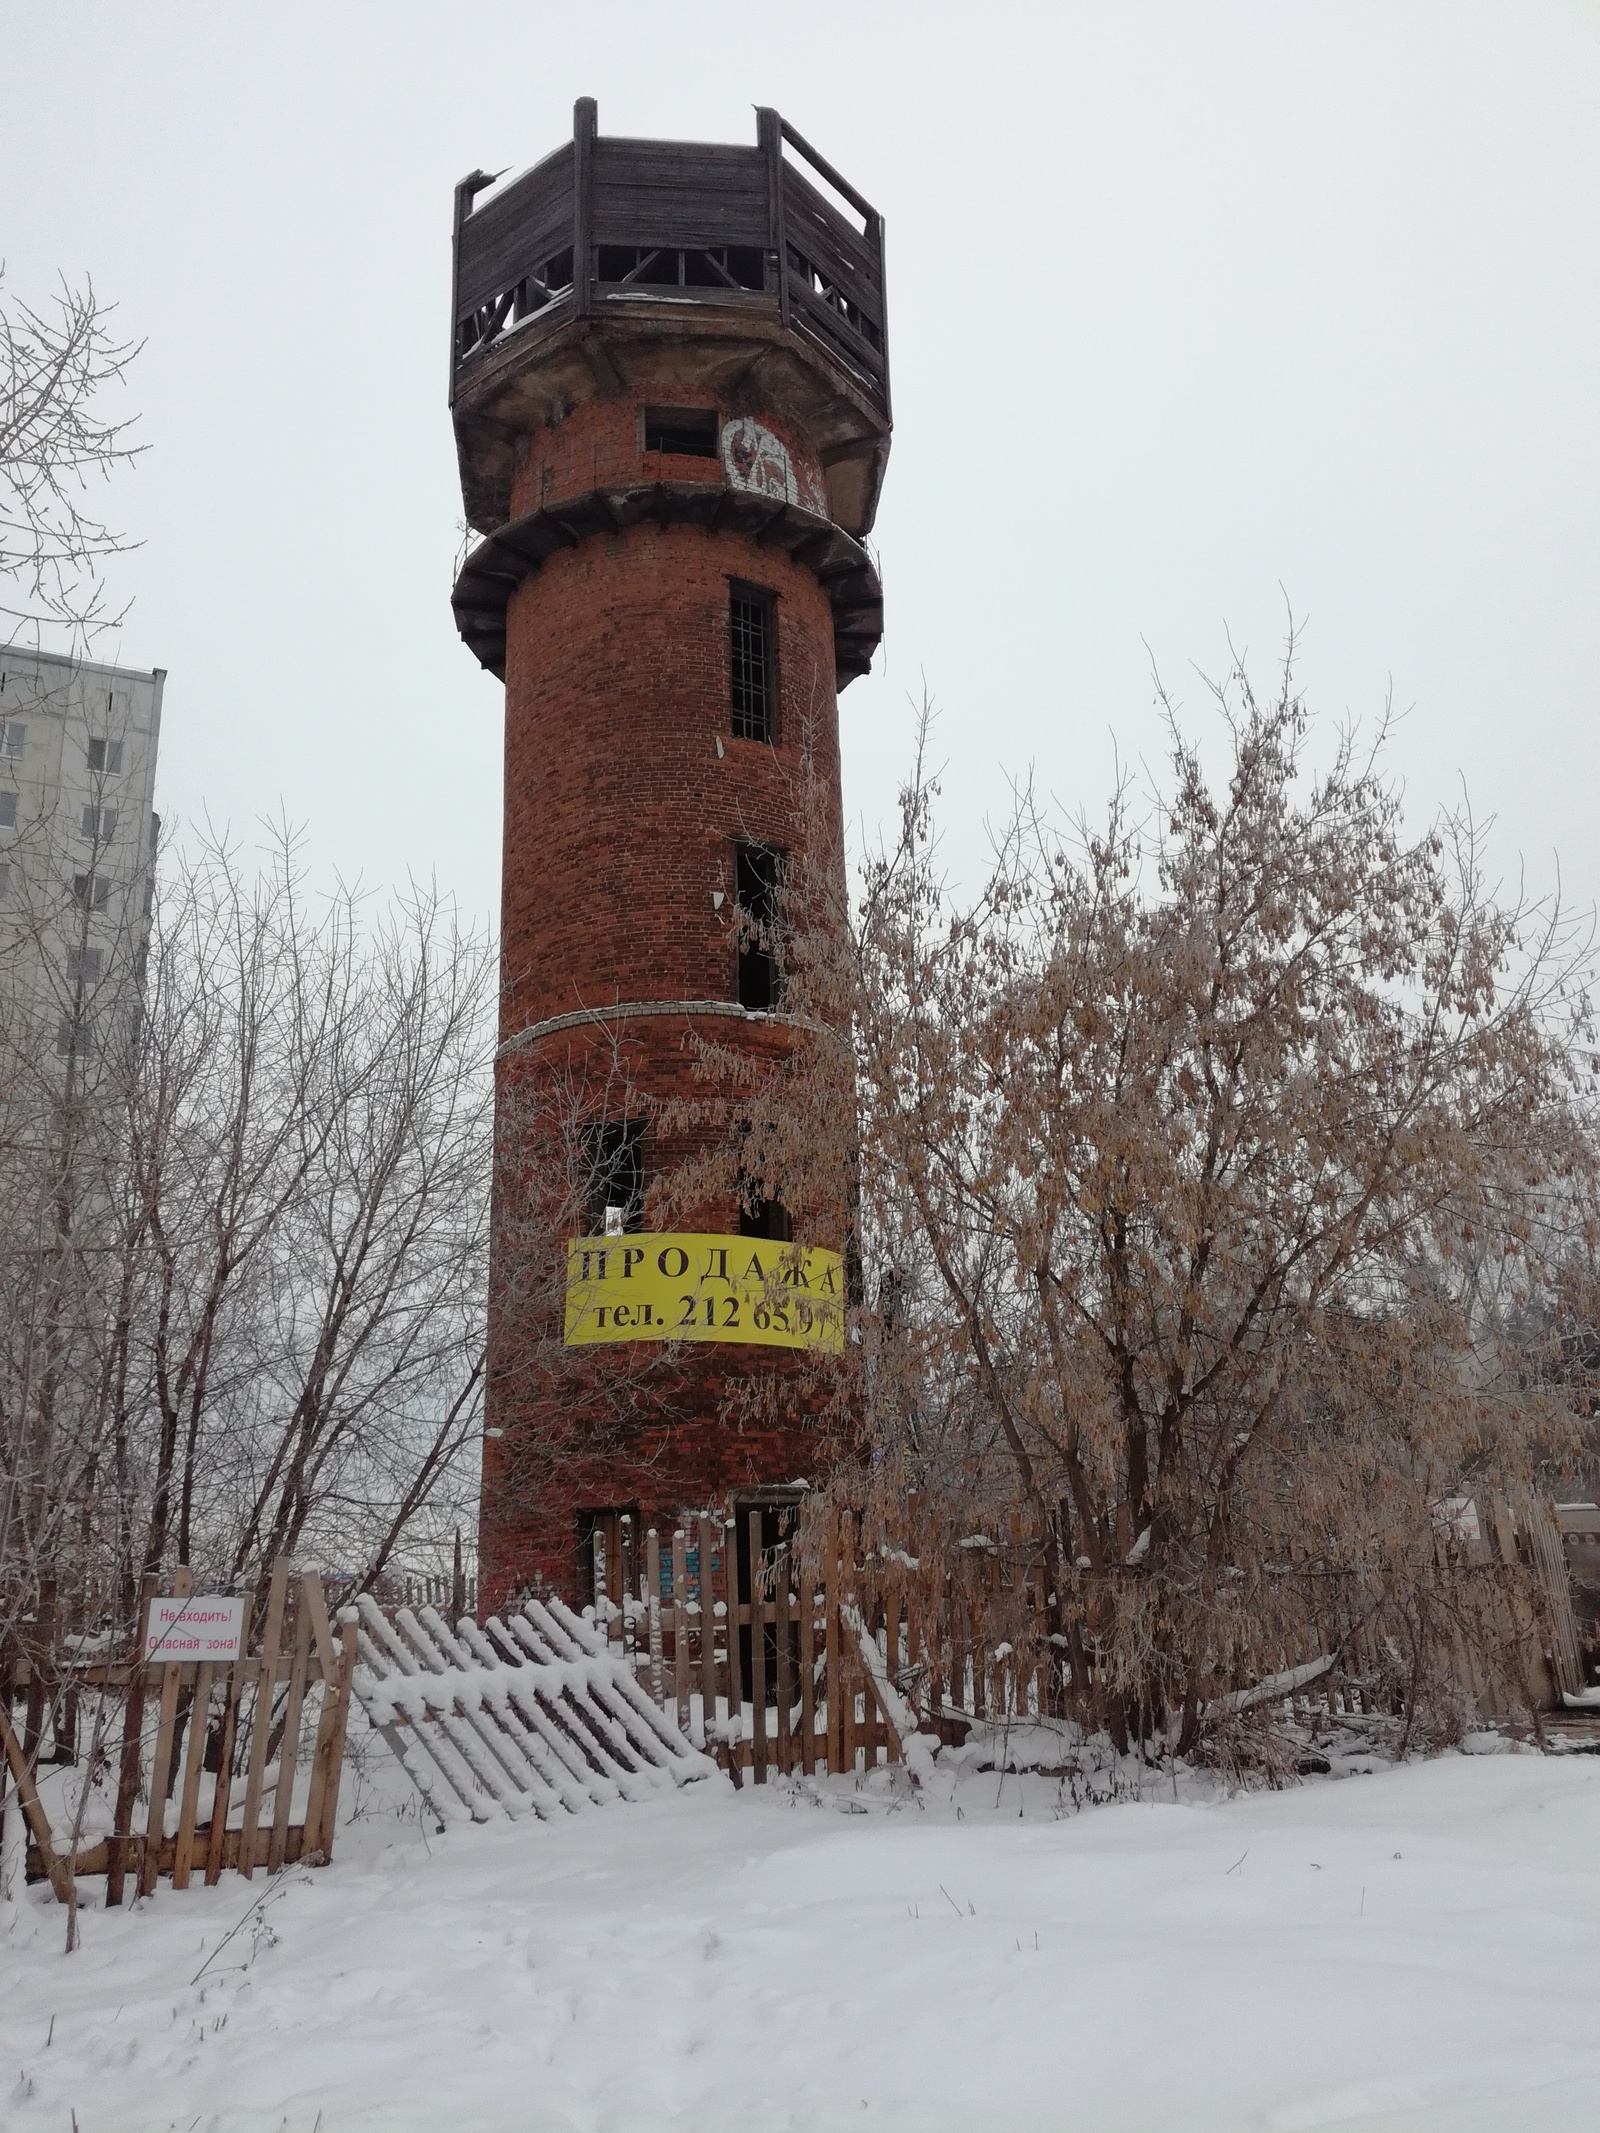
(448, 101, 891, 1611)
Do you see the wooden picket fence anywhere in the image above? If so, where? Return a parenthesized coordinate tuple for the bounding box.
(583, 1489, 1591, 1778)
(11, 1559, 358, 1899)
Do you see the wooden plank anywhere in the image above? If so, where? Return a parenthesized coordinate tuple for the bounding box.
(204, 1663, 241, 1886)
(311, 1616, 359, 1861)
(301, 1573, 339, 1686)
(646, 1529, 664, 1705)
(238, 1559, 290, 1880)
(697, 1517, 718, 1761)
(749, 1509, 768, 1784)
(35, 1820, 323, 1884)
(268, 1594, 313, 1874)
(726, 1520, 745, 1779)
(140, 1567, 193, 1897)
(671, 1527, 690, 1734)
(799, 1551, 816, 1775)
(775, 1540, 792, 1774)
(824, 1512, 840, 1775)
(171, 1661, 214, 1889)
(305, 1609, 356, 1862)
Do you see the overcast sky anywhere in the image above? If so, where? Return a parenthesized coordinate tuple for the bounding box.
(8, 1, 1598, 935)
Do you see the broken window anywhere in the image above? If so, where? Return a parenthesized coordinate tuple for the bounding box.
(729, 585, 776, 743)
(644, 407, 717, 458)
(734, 842, 783, 1011)
(584, 1118, 645, 1236)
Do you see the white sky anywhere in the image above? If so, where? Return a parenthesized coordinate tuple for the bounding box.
(7, 1, 1598, 933)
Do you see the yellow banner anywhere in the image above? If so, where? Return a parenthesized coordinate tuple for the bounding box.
(564, 1233, 845, 1351)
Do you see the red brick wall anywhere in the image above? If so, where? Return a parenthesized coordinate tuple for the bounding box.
(499, 520, 842, 1034)
(507, 393, 825, 521)
(483, 418, 850, 1607)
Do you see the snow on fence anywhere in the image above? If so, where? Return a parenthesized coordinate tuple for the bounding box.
(349, 1591, 717, 1827)
(11, 1559, 359, 1900)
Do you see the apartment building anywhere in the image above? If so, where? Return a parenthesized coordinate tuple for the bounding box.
(0, 645, 164, 1078)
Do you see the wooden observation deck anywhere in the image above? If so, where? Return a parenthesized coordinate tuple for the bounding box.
(448, 101, 892, 543)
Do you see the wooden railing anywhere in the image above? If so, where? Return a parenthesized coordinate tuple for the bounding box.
(451, 103, 890, 415)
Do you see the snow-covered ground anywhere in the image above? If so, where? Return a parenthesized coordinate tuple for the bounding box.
(5, 1732, 1600, 2132)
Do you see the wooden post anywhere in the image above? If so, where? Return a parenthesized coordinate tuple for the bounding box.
(799, 1550, 816, 1775)
(749, 1509, 768, 1784)
(203, 1662, 242, 1887)
(267, 1596, 312, 1874)
(238, 1559, 290, 1881)
(0, 1701, 73, 1904)
(726, 1520, 745, 1779)
(775, 1539, 792, 1774)
(106, 1570, 159, 1907)
(824, 1512, 840, 1775)
(139, 1567, 193, 1897)
(671, 1527, 690, 1735)
(171, 1660, 214, 1889)
(697, 1517, 718, 1759)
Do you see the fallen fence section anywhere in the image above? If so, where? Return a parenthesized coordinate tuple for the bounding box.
(351, 1592, 719, 1828)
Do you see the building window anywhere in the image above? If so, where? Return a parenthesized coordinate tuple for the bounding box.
(0, 863, 10, 900)
(57, 1016, 95, 1058)
(87, 738, 124, 774)
(2, 721, 26, 760)
(584, 1118, 645, 1236)
(68, 946, 104, 984)
(72, 873, 110, 912)
(734, 842, 783, 1011)
(82, 805, 118, 840)
(643, 406, 717, 457)
(738, 1187, 792, 1242)
(729, 585, 776, 742)
(0, 792, 15, 829)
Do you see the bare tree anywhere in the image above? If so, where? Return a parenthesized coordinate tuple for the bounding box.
(1, 268, 143, 647)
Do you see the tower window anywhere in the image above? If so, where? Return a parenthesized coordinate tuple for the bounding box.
(584, 1119, 645, 1236)
(734, 842, 783, 1012)
(730, 585, 776, 742)
(644, 407, 717, 458)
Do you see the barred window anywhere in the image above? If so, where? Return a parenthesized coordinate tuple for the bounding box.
(729, 585, 775, 743)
